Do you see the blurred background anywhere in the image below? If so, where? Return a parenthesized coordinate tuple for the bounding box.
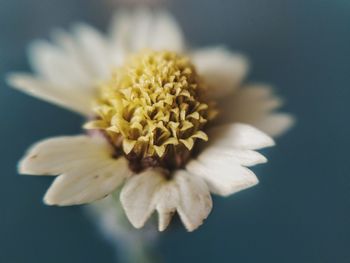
(0, 0, 349, 262)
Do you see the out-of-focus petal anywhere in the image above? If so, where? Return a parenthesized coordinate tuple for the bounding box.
(254, 113, 295, 137)
(28, 39, 93, 89)
(7, 73, 92, 115)
(7, 22, 118, 116)
(72, 23, 112, 80)
(149, 11, 185, 52)
(109, 9, 185, 53)
(219, 84, 294, 137)
(191, 46, 248, 98)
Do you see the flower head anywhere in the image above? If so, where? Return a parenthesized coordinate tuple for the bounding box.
(8, 9, 293, 231)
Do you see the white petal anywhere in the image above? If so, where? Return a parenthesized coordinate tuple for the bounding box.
(8, 25, 113, 115)
(254, 113, 295, 137)
(154, 170, 212, 232)
(128, 8, 154, 51)
(154, 181, 179, 231)
(18, 135, 130, 205)
(121, 169, 212, 232)
(120, 169, 165, 229)
(72, 23, 111, 80)
(19, 135, 115, 175)
(109, 9, 185, 53)
(50, 28, 95, 84)
(191, 46, 248, 98)
(51, 26, 117, 84)
(7, 73, 92, 115)
(208, 123, 275, 150)
(171, 170, 212, 232)
(186, 159, 258, 197)
(150, 11, 185, 52)
(218, 84, 293, 137)
(28, 39, 92, 89)
(219, 85, 281, 122)
(187, 124, 273, 197)
(198, 147, 267, 167)
(108, 9, 132, 64)
(44, 157, 130, 205)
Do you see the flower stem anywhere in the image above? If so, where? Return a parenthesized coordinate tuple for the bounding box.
(119, 238, 159, 263)
(86, 190, 160, 263)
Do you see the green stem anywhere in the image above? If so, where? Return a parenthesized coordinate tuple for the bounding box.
(119, 238, 158, 263)
(87, 190, 161, 263)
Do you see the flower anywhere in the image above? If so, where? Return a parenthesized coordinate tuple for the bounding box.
(7, 9, 293, 232)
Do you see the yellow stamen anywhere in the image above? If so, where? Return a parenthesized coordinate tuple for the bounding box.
(85, 50, 217, 162)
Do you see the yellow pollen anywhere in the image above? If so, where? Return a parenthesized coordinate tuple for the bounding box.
(85, 50, 217, 164)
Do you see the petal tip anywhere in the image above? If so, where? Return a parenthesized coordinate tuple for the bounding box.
(43, 194, 55, 206)
(267, 137, 276, 147)
(17, 162, 28, 175)
(221, 175, 259, 197)
(17, 155, 37, 175)
(281, 114, 296, 134)
(158, 225, 167, 232)
(5, 73, 24, 89)
(184, 223, 200, 232)
(129, 219, 146, 230)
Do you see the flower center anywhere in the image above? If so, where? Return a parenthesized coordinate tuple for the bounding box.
(85, 50, 217, 172)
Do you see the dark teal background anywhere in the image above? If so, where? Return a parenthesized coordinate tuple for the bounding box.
(0, 0, 349, 262)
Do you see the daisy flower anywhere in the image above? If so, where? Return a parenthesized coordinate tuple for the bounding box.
(7, 9, 293, 232)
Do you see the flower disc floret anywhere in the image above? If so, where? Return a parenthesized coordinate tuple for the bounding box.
(85, 50, 217, 169)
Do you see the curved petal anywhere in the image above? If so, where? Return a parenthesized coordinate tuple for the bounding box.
(207, 123, 275, 150)
(218, 84, 294, 137)
(187, 123, 273, 197)
(109, 9, 185, 53)
(170, 170, 212, 232)
(44, 157, 129, 205)
(120, 168, 166, 229)
(186, 158, 259, 197)
(197, 147, 267, 167)
(7, 73, 92, 115)
(19, 135, 130, 205)
(154, 170, 212, 232)
(120, 169, 212, 232)
(191, 46, 249, 98)
(153, 180, 179, 231)
(19, 135, 113, 175)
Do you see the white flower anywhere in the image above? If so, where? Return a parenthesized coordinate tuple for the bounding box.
(7, 9, 293, 232)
